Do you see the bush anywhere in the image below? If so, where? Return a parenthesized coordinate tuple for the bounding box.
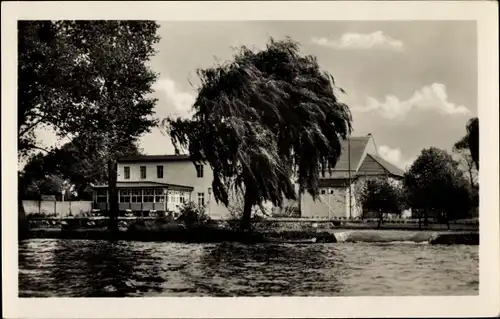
(176, 201, 211, 227)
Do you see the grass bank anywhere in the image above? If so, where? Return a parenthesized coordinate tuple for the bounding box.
(249, 218, 479, 232)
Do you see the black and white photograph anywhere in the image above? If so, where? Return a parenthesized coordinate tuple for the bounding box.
(2, 1, 499, 318)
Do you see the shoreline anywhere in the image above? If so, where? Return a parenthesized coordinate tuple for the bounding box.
(22, 227, 479, 245)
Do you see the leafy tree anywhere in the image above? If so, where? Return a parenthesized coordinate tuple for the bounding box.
(20, 137, 141, 200)
(455, 117, 479, 170)
(22, 174, 69, 200)
(18, 21, 160, 231)
(165, 38, 352, 230)
(452, 146, 478, 189)
(404, 147, 473, 229)
(359, 178, 405, 228)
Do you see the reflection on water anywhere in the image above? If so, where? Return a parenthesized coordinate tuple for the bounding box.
(19, 239, 478, 297)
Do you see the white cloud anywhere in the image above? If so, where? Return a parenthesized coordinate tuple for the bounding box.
(378, 145, 414, 170)
(152, 77, 196, 118)
(311, 31, 404, 51)
(136, 77, 197, 155)
(353, 83, 470, 120)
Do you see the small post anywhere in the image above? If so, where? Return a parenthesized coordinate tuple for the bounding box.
(61, 189, 66, 227)
(208, 187, 212, 217)
(163, 188, 167, 212)
(328, 188, 331, 218)
(348, 135, 352, 220)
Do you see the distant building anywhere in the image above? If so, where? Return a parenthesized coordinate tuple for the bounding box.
(92, 135, 407, 219)
(92, 155, 231, 219)
(298, 135, 406, 219)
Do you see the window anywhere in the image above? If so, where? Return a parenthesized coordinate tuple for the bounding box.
(124, 167, 130, 180)
(196, 164, 204, 178)
(140, 166, 147, 179)
(170, 191, 177, 204)
(143, 188, 154, 202)
(96, 189, 108, 203)
(119, 189, 131, 203)
(131, 189, 142, 203)
(154, 188, 165, 203)
(329, 189, 334, 194)
(180, 192, 186, 204)
(321, 189, 326, 195)
(157, 165, 163, 179)
(197, 192, 205, 206)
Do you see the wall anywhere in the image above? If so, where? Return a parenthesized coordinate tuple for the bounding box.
(300, 174, 404, 220)
(22, 200, 93, 217)
(301, 187, 349, 218)
(117, 161, 231, 219)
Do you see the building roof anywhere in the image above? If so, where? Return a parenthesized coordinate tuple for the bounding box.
(333, 136, 371, 171)
(319, 135, 405, 182)
(118, 154, 191, 163)
(367, 153, 405, 177)
(92, 181, 194, 190)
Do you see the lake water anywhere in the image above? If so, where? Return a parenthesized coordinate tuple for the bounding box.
(18, 239, 478, 297)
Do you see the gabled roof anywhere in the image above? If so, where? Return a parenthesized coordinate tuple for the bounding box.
(333, 136, 371, 171)
(367, 153, 405, 177)
(321, 135, 405, 181)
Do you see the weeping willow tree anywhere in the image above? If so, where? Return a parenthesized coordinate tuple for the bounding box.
(165, 38, 352, 230)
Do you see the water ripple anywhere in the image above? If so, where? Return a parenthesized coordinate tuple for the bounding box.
(18, 239, 478, 297)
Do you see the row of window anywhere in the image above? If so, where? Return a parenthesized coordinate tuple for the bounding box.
(96, 190, 205, 206)
(123, 164, 204, 179)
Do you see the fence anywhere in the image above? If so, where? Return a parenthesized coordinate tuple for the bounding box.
(22, 200, 93, 217)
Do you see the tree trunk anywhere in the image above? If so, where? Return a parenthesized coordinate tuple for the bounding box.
(297, 186, 303, 218)
(377, 211, 383, 229)
(18, 194, 29, 239)
(107, 160, 118, 232)
(418, 211, 422, 231)
(18, 174, 29, 240)
(240, 190, 253, 232)
(468, 167, 475, 189)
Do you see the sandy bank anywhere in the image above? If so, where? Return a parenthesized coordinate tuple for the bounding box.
(332, 229, 478, 245)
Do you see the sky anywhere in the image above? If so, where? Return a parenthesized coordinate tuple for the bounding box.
(34, 20, 477, 170)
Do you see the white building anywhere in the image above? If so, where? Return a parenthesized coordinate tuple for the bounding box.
(92, 155, 231, 219)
